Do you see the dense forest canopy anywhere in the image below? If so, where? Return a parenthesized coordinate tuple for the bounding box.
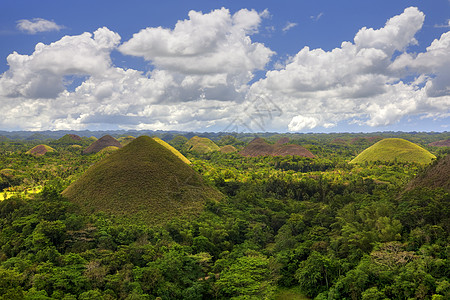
(0, 131, 449, 299)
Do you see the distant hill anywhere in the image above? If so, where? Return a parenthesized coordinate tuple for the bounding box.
(185, 136, 220, 153)
(83, 135, 122, 154)
(117, 136, 136, 146)
(429, 139, 450, 147)
(275, 137, 290, 145)
(240, 138, 315, 158)
(350, 138, 436, 165)
(53, 134, 83, 145)
(406, 154, 450, 192)
(220, 145, 237, 153)
(62, 136, 220, 224)
(153, 137, 191, 164)
(26, 145, 55, 156)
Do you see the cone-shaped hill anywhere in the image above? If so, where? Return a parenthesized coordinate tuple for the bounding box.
(220, 145, 237, 153)
(55, 134, 83, 145)
(239, 138, 315, 158)
(83, 135, 122, 154)
(62, 136, 219, 224)
(350, 138, 436, 165)
(26, 145, 55, 156)
(185, 136, 220, 153)
(406, 154, 450, 192)
(153, 137, 191, 164)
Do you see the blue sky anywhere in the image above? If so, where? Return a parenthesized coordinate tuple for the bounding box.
(0, 0, 449, 132)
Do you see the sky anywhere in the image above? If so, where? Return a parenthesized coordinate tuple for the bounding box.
(0, 0, 449, 133)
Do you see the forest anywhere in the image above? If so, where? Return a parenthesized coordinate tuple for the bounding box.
(0, 131, 449, 300)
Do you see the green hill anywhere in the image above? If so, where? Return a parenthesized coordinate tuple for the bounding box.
(185, 136, 220, 154)
(62, 136, 219, 224)
(153, 137, 191, 164)
(350, 138, 436, 165)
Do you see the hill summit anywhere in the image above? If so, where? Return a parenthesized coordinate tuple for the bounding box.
(62, 136, 219, 224)
(83, 135, 122, 154)
(185, 136, 220, 153)
(26, 145, 55, 156)
(350, 138, 436, 165)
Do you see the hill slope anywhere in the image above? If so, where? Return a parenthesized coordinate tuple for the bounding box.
(153, 137, 191, 164)
(63, 136, 219, 224)
(185, 136, 220, 153)
(350, 138, 436, 164)
(26, 145, 55, 156)
(83, 135, 122, 154)
(406, 154, 450, 191)
(429, 139, 450, 147)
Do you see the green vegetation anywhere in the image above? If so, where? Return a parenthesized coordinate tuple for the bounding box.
(0, 131, 448, 299)
(185, 136, 220, 153)
(153, 137, 191, 164)
(351, 138, 436, 164)
(63, 136, 219, 224)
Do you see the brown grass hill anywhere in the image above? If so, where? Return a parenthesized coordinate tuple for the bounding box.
(275, 137, 290, 145)
(26, 145, 56, 156)
(83, 135, 122, 154)
(429, 139, 450, 147)
(185, 136, 220, 154)
(272, 144, 315, 158)
(239, 138, 315, 158)
(350, 138, 436, 165)
(239, 138, 274, 157)
(220, 145, 237, 154)
(406, 154, 450, 192)
(62, 136, 220, 225)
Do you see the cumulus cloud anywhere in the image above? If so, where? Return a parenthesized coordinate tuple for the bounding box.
(119, 8, 274, 75)
(249, 6, 450, 131)
(0, 7, 449, 132)
(16, 18, 64, 34)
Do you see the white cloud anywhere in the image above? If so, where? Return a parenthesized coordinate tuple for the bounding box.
(119, 8, 274, 75)
(16, 18, 64, 34)
(310, 12, 324, 21)
(249, 6, 449, 131)
(282, 22, 298, 32)
(0, 7, 449, 132)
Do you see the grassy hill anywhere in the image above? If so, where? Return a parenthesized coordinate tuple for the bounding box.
(83, 135, 122, 154)
(220, 145, 237, 153)
(350, 138, 436, 165)
(153, 137, 191, 164)
(185, 136, 220, 154)
(62, 136, 219, 224)
(26, 145, 55, 156)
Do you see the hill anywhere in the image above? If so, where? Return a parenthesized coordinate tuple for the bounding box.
(118, 135, 136, 146)
(220, 145, 237, 153)
(429, 139, 450, 147)
(239, 138, 315, 158)
(82, 135, 122, 154)
(26, 145, 55, 156)
(350, 138, 436, 165)
(406, 154, 450, 192)
(62, 136, 219, 224)
(52, 134, 84, 146)
(185, 136, 220, 153)
(153, 137, 191, 164)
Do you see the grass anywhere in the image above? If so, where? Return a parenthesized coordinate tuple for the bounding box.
(350, 138, 436, 165)
(185, 136, 220, 153)
(63, 136, 221, 225)
(153, 137, 191, 164)
(0, 186, 43, 201)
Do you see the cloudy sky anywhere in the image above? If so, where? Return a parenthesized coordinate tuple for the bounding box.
(0, 0, 449, 132)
